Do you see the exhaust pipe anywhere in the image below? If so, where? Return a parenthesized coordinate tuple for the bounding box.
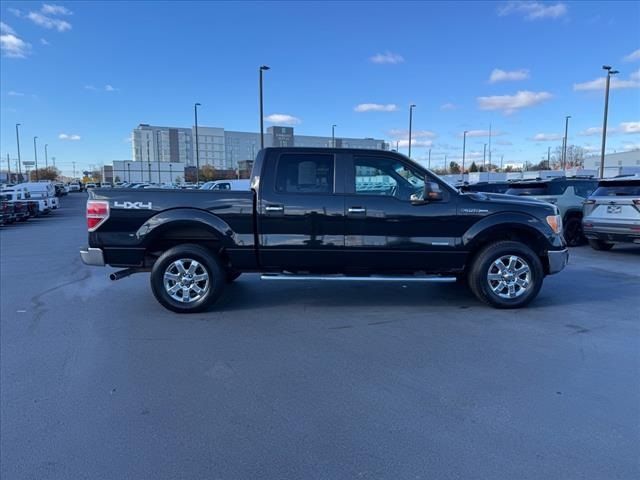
(109, 268, 143, 281)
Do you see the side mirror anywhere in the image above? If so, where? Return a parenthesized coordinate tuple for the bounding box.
(424, 182, 443, 201)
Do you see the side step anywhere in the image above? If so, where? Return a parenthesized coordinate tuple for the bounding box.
(260, 274, 456, 283)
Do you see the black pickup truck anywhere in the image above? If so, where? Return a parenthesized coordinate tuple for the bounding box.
(81, 147, 568, 312)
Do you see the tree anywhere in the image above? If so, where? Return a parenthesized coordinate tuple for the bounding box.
(449, 161, 461, 174)
(469, 161, 478, 173)
(29, 166, 59, 181)
(550, 144, 586, 169)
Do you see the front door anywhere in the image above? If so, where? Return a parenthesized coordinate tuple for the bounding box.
(343, 154, 462, 273)
(258, 151, 345, 271)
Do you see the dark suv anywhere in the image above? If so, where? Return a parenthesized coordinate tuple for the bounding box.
(505, 177, 598, 246)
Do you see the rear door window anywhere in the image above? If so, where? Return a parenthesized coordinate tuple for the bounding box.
(275, 154, 334, 194)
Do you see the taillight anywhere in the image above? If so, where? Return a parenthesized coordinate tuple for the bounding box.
(87, 200, 109, 231)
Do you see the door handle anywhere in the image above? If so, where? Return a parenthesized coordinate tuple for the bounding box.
(348, 207, 366, 213)
(265, 205, 284, 212)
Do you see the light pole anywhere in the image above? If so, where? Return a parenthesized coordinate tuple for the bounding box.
(562, 115, 571, 170)
(461, 130, 468, 181)
(33, 136, 39, 181)
(500, 155, 504, 171)
(332, 124, 336, 148)
(408, 104, 416, 158)
(45, 143, 48, 169)
(52, 156, 56, 168)
(547, 146, 551, 170)
(599, 65, 619, 178)
(444, 154, 448, 173)
(6, 153, 11, 182)
(156, 130, 161, 183)
(194, 102, 201, 185)
(15, 123, 22, 179)
(483, 143, 487, 172)
(259, 65, 270, 150)
(428, 148, 431, 169)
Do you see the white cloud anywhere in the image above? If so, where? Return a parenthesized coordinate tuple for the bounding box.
(440, 103, 457, 111)
(489, 68, 530, 83)
(8, 90, 25, 96)
(620, 141, 640, 151)
(84, 85, 97, 91)
(498, 1, 568, 20)
(619, 121, 640, 134)
(578, 127, 605, 136)
(388, 129, 436, 139)
(496, 140, 513, 146)
(59, 133, 81, 140)
(370, 51, 404, 64)
(41, 4, 73, 16)
(477, 90, 553, 114)
(0, 24, 31, 58)
(104, 84, 118, 92)
(26, 4, 73, 32)
(354, 103, 398, 112)
(573, 74, 640, 91)
(623, 48, 640, 62)
(531, 133, 563, 141)
(40, 38, 50, 45)
(396, 139, 433, 148)
(460, 129, 506, 138)
(264, 113, 301, 125)
(1, 22, 16, 35)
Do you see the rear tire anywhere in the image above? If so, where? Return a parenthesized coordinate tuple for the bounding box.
(468, 241, 544, 309)
(563, 216, 584, 247)
(588, 239, 614, 251)
(150, 244, 225, 313)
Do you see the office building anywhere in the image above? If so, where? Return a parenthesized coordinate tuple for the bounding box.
(131, 124, 387, 171)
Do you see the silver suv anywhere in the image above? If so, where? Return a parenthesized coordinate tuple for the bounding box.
(505, 177, 598, 246)
(582, 177, 640, 250)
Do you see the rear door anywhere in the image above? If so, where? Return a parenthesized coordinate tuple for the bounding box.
(257, 151, 345, 271)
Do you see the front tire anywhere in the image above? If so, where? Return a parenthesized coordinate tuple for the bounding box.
(563, 216, 584, 247)
(588, 239, 614, 251)
(468, 241, 544, 309)
(150, 244, 225, 313)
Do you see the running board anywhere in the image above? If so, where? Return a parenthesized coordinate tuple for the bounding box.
(260, 274, 456, 283)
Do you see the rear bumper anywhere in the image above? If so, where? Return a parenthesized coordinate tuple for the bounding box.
(547, 248, 569, 275)
(583, 224, 640, 243)
(80, 247, 106, 266)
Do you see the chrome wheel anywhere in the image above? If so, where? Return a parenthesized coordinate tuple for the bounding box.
(163, 258, 209, 303)
(487, 255, 531, 299)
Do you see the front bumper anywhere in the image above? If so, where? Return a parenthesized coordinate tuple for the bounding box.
(80, 247, 105, 266)
(547, 248, 569, 274)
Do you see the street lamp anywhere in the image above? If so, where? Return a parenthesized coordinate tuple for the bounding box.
(45, 143, 48, 169)
(259, 65, 270, 150)
(562, 115, 571, 170)
(428, 148, 431, 170)
(33, 136, 39, 181)
(408, 104, 416, 158)
(15, 123, 22, 179)
(483, 143, 487, 172)
(461, 130, 468, 181)
(194, 102, 201, 185)
(599, 65, 619, 178)
(332, 124, 336, 148)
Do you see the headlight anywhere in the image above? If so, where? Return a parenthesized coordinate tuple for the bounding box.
(546, 215, 563, 235)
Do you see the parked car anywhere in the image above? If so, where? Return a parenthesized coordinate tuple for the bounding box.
(81, 147, 568, 313)
(582, 177, 640, 250)
(16, 181, 59, 210)
(200, 179, 251, 191)
(0, 195, 16, 224)
(2, 187, 39, 217)
(458, 181, 512, 194)
(504, 177, 598, 246)
(86, 183, 97, 189)
(68, 183, 81, 192)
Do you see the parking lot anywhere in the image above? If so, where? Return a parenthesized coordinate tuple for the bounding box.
(1, 192, 639, 479)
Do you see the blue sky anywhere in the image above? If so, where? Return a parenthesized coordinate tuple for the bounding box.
(1, 1, 639, 175)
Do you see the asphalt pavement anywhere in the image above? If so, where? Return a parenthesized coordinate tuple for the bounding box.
(1, 193, 639, 479)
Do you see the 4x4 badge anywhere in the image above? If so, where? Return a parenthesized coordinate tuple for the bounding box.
(113, 201, 153, 209)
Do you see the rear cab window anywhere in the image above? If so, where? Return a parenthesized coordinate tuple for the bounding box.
(505, 182, 566, 196)
(275, 153, 335, 194)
